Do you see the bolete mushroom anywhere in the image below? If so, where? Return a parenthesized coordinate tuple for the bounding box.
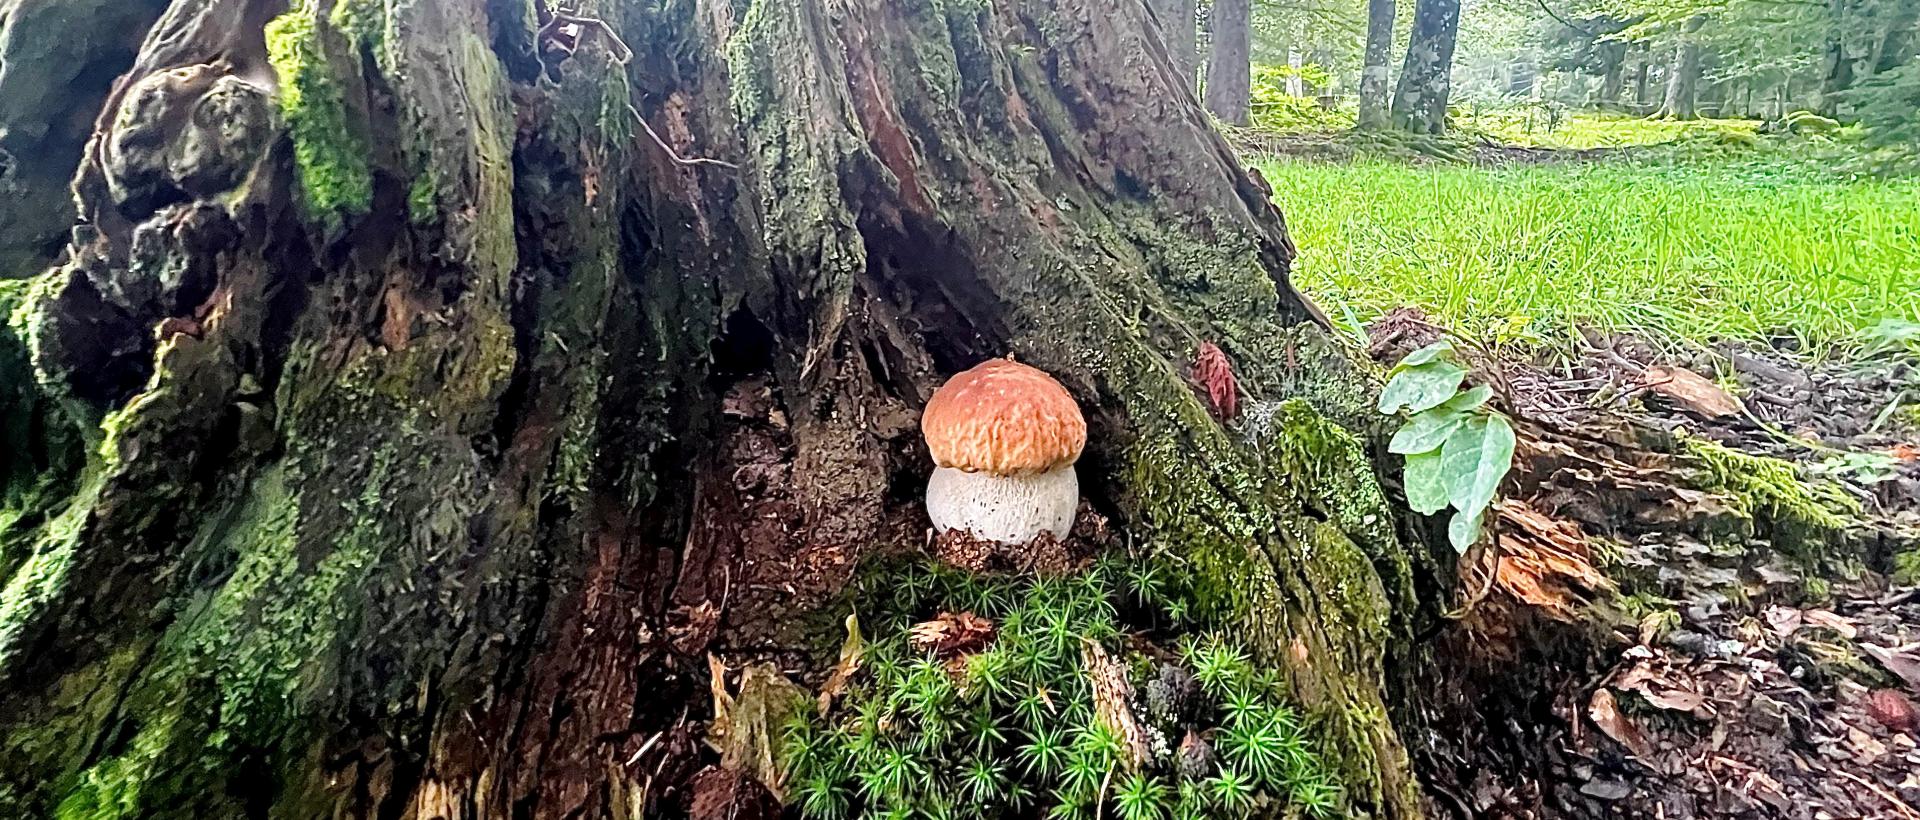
(921, 358, 1086, 545)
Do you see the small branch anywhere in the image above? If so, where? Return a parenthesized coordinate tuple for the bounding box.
(1533, 0, 1598, 38)
(1834, 770, 1920, 820)
(625, 101, 740, 170)
(541, 6, 739, 170)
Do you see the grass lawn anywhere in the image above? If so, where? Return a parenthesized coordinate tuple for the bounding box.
(1250, 152, 1920, 358)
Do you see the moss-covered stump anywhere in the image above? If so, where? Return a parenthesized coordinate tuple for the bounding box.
(0, 0, 1435, 817)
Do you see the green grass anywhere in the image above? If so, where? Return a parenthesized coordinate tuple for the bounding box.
(1251, 153, 1920, 358)
(1456, 109, 1762, 150)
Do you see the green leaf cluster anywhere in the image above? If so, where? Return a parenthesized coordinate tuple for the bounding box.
(784, 558, 1341, 819)
(1378, 341, 1517, 552)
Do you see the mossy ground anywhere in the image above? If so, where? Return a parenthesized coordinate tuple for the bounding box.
(787, 556, 1343, 820)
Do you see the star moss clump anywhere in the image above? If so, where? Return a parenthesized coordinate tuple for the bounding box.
(783, 557, 1343, 820)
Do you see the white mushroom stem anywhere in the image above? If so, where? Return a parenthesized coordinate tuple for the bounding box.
(925, 464, 1078, 545)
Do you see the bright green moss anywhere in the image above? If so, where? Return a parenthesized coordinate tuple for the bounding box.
(327, 0, 387, 54)
(1892, 549, 1920, 586)
(1680, 435, 1859, 556)
(406, 170, 436, 224)
(265, 8, 373, 222)
(788, 558, 1344, 819)
(0, 476, 99, 665)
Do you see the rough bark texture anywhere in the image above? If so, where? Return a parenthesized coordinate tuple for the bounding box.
(1203, 0, 1252, 125)
(1633, 44, 1652, 107)
(0, 0, 172, 277)
(1819, 0, 1855, 115)
(1356, 0, 1398, 130)
(1150, 0, 1199, 90)
(1596, 41, 1627, 107)
(0, 0, 1434, 818)
(1870, 2, 1917, 74)
(1657, 17, 1706, 120)
(1389, 0, 1461, 134)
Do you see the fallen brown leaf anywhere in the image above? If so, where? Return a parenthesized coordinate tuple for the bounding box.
(1645, 365, 1743, 419)
(1802, 609, 1858, 640)
(1867, 688, 1918, 733)
(817, 613, 864, 715)
(1590, 688, 1654, 758)
(910, 611, 995, 658)
(1862, 643, 1920, 692)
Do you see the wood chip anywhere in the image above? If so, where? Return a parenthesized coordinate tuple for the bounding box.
(1645, 365, 1743, 419)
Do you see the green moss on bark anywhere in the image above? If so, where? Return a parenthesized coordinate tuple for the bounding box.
(1680, 435, 1859, 556)
(265, 7, 373, 222)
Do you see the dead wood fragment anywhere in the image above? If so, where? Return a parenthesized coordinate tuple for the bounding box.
(1083, 640, 1150, 771)
(1643, 365, 1744, 419)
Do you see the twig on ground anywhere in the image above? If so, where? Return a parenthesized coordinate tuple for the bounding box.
(1834, 769, 1920, 820)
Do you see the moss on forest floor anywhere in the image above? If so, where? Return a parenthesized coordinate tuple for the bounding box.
(787, 556, 1345, 820)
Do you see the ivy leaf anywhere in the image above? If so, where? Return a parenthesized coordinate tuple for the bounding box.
(1448, 508, 1487, 553)
(1440, 414, 1517, 516)
(1388, 385, 1492, 454)
(1438, 384, 1493, 413)
(1403, 449, 1449, 514)
(1377, 361, 1467, 415)
(1389, 410, 1468, 455)
(1398, 340, 1455, 367)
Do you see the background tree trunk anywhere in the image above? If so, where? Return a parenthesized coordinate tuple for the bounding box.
(0, 0, 1431, 817)
(1357, 0, 1398, 130)
(1633, 44, 1653, 108)
(1205, 0, 1253, 125)
(1819, 0, 1855, 115)
(1151, 0, 1199, 90)
(1657, 16, 1707, 119)
(1597, 41, 1628, 107)
(1389, 0, 1462, 134)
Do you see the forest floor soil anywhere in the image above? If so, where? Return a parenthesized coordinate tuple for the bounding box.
(1368, 308, 1920, 819)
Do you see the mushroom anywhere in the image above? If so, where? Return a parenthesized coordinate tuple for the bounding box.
(921, 358, 1086, 545)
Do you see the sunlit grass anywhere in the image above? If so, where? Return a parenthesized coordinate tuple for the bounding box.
(1456, 109, 1762, 150)
(1251, 154, 1920, 358)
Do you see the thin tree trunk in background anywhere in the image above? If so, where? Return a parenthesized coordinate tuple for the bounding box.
(1633, 44, 1653, 107)
(1598, 41, 1628, 107)
(1151, 0, 1199, 90)
(1205, 0, 1253, 124)
(1819, 0, 1854, 115)
(1357, 0, 1398, 129)
(1657, 16, 1706, 120)
(0, 0, 1431, 816)
(1390, 0, 1463, 133)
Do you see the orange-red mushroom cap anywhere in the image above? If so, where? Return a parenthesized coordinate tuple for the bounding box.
(922, 358, 1086, 475)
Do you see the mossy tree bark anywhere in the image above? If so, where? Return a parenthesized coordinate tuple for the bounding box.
(1657, 16, 1707, 120)
(0, 0, 1435, 817)
(1389, 0, 1461, 134)
(1356, 0, 1398, 130)
(1203, 0, 1252, 125)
